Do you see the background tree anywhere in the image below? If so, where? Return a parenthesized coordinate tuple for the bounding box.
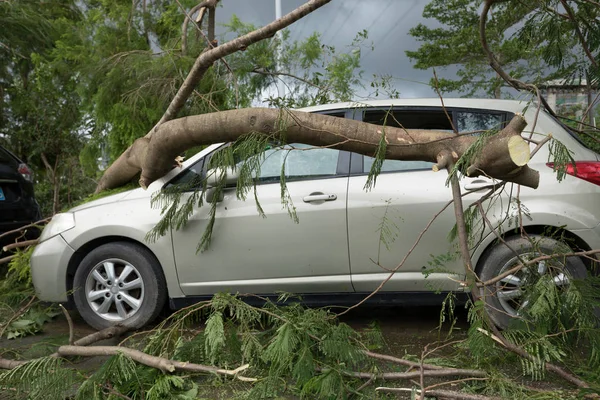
(406, 0, 599, 100)
(0, 0, 89, 214)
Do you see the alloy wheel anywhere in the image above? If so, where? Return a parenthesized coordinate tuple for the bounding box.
(84, 258, 145, 322)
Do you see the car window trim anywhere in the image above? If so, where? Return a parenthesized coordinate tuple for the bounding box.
(165, 143, 350, 191)
(351, 106, 513, 175)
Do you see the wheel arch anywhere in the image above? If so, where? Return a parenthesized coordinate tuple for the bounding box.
(474, 224, 596, 275)
(66, 236, 166, 307)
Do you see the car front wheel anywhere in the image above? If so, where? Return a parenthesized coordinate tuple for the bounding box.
(73, 242, 167, 330)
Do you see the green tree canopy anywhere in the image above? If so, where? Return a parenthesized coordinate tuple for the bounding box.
(407, 0, 599, 98)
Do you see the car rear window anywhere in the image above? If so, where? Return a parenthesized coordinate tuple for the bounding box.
(0, 146, 18, 165)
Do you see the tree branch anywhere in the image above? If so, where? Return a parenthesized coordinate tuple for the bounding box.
(0, 358, 27, 369)
(2, 239, 38, 253)
(97, 0, 332, 193)
(180, 0, 218, 55)
(479, 0, 558, 118)
(375, 387, 501, 400)
(59, 304, 74, 345)
(362, 350, 445, 370)
(477, 248, 600, 287)
(131, 110, 536, 189)
(478, 327, 590, 388)
(334, 368, 487, 380)
(0, 255, 15, 265)
(57, 345, 256, 381)
(71, 325, 131, 347)
(559, 0, 598, 68)
(155, 0, 331, 131)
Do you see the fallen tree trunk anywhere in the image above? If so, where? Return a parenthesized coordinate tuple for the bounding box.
(97, 110, 538, 192)
(95, 0, 333, 193)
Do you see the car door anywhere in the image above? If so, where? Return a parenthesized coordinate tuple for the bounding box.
(170, 143, 352, 296)
(347, 107, 510, 293)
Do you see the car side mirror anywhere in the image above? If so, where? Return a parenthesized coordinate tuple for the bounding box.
(206, 167, 239, 187)
(205, 167, 238, 203)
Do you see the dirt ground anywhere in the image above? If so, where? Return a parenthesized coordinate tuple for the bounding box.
(0, 305, 468, 361)
(0, 305, 577, 399)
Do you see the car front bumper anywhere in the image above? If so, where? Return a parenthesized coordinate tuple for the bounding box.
(30, 234, 74, 302)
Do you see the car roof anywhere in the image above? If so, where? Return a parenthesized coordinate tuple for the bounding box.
(298, 98, 530, 114)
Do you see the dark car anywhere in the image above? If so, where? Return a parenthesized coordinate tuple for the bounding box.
(0, 145, 41, 241)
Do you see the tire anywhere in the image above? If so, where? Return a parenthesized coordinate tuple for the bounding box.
(73, 242, 167, 330)
(477, 235, 588, 329)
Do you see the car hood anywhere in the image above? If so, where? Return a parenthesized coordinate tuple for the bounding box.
(69, 191, 134, 212)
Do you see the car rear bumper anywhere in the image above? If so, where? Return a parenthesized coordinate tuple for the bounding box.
(30, 234, 74, 302)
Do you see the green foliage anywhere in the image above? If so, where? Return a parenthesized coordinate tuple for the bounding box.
(147, 130, 308, 252)
(223, 17, 368, 108)
(2, 290, 599, 398)
(464, 252, 600, 388)
(364, 118, 389, 191)
(407, 0, 599, 98)
(4, 247, 34, 287)
(547, 137, 577, 182)
(3, 306, 60, 340)
(205, 311, 226, 363)
(0, 247, 60, 339)
(446, 128, 497, 186)
(375, 199, 401, 263)
(0, 356, 79, 400)
(0, 293, 370, 399)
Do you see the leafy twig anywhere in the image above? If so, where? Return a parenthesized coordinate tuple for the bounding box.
(0, 218, 50, 241)
(0, 296, 36, 338)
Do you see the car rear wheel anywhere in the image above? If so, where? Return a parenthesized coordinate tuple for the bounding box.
(477, 235, 588, 329)
(73, 242, 167, 330)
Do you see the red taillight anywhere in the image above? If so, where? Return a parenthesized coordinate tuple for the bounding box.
(17, 163, 33, 182)
(546, 161, 600, 186)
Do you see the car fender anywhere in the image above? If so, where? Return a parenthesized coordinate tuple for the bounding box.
(471, 207, 599, 269)
(61, 197, 184, 298)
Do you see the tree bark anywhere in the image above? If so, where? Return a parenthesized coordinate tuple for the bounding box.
(336, 368, 487, 380)
(181, 0, 219, 55)
(97, 109, 538, 192)
(57, 345, 256, 381)
(2, 239, 39, 252)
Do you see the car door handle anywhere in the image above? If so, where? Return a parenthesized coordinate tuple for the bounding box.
(303, 193, 337, 203)
(463, 179, 497, 191)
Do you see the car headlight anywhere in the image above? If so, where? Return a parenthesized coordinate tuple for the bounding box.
(39, 213, 76, 242)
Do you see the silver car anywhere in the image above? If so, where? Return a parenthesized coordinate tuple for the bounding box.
(30, 99, 600, 330)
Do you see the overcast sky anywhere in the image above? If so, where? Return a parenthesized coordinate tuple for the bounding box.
(213, 0, 457, 100)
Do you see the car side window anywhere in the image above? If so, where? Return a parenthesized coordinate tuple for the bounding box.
(242, 143, 340, 184)
(166, 156, 205, 188)
(455, 111, 505, 133)
(361, 109, 446, 173)
(361, 109, 508, 173)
